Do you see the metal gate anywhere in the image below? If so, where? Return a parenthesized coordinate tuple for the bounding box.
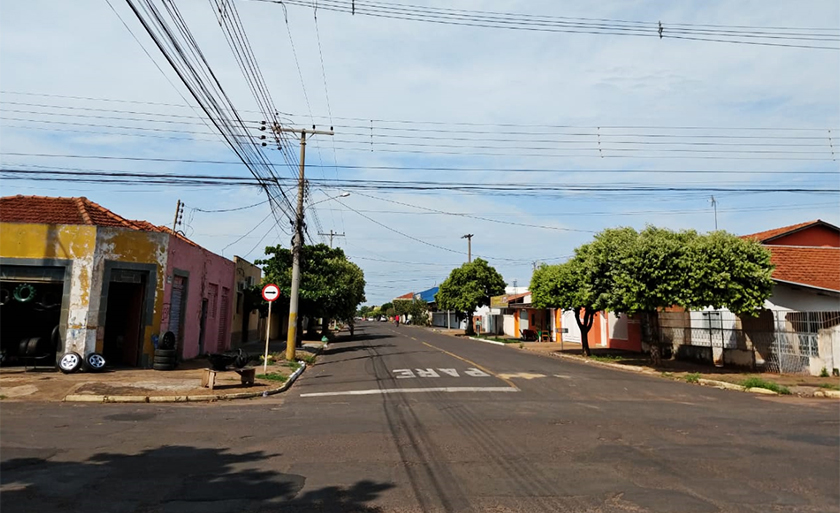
(168, 276, 186, 350)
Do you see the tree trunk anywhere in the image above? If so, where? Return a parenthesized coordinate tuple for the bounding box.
(575, 307, 595, 357)
(320, 317, 329, 340)
(465, 312, 475, 336)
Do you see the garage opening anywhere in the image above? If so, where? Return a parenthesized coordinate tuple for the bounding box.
(0, 279, 64, 366)
(103, 271, 147, 367)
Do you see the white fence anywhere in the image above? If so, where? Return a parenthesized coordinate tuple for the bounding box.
(657, 310, 839, 375)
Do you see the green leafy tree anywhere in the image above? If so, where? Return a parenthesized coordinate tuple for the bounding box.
(531, 226, 774, 357)
(379, 302, 393, 314)
(256, 244, 366, 338)
(436, 258, 506, 335)
(395, 299, 430, 326)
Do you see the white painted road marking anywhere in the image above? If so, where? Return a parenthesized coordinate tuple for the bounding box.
(497, 372, 546, 380)
(300, 387, 519, 398)
(391, 368, 491, 378)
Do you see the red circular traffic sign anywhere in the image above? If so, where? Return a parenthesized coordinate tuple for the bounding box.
(261, 283, 280, 302)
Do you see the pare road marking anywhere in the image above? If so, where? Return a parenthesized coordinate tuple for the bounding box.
(496, 372, 546, 380)
(392, 368, 491, 379)
(300, 387, 519, 398)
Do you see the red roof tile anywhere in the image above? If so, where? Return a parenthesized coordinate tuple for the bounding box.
(394, 292, 415, 300)
(767, 245, 840, 292)
(0, 195, 143, 228)
(0, 195, 202, 247)
(742, 220, 822, 243)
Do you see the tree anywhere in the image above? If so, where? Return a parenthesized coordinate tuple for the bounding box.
(395, 299, 430, 326)
(256, 244, 366, 339)
(435, 258, 506, 335)
(379, 302, 393, 314)
(530, 226, 774, 358)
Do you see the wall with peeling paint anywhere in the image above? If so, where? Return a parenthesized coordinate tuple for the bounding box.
(94, 227, 169, 366)
(161, 235, 235, 359)
(0, 222, 97, 354)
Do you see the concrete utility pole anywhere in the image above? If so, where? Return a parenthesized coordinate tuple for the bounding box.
(461, 234, 474, 263)
(171, 199, 183, 231)
(274, 125, 334, 362)
(318, 229, 345, 248)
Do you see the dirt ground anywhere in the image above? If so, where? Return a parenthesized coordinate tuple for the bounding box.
(0, 357, 299, 402)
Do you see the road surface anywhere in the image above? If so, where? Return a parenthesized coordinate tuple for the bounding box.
(2, 322, 838, 512)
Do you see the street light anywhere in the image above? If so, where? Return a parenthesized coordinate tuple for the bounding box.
(308, 191, 350, 209)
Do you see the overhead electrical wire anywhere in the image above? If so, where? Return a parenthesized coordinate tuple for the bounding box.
(251, 0, 840, 50)
(121, 0, 297, 232)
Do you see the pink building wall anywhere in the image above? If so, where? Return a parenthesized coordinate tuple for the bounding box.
(159, 235, 235, 359)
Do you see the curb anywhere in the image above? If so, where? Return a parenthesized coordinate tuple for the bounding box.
(467, 337, 507, 347)
(63, 361, 308, 404)
(543, 351, 654, 375)
(697, 378, 744, 391)
(814, 389, 840, 399)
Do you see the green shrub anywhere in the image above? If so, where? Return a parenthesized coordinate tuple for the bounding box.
(820, 367, 830, 378)
(685, 373, 700, 383)
(741, 377, 790, 395)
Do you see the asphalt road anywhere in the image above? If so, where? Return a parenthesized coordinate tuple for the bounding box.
(1, 322, 838, 513)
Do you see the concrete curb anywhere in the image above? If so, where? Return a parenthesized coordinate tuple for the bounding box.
(814, 389, 840, 399)
(544, 351, 654, 375)
(746, 387, 778, 395)
(63, 361, 308, 404)
(697, 378, 744, 391)
(467, 337, 507, 347)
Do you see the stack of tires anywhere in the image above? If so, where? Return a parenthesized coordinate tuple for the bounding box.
(153, 331, 177, 371)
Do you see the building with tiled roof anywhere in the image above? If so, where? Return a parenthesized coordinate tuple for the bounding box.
(1, 195, 236, 369)
(767, 246, 840, 293)
(742, 219, 840, 248)
(394, 291, 415, 301)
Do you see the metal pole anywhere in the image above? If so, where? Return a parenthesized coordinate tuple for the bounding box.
(286, 129, 307, 362)
(710, 195, 718, 230)
(263, 300, 272, 374)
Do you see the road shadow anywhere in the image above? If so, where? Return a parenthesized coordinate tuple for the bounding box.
(0, 445, 393, 513)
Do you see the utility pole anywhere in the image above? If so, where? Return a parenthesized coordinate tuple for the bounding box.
(318, 229, 345, 248)
(461, 233, 474, 263)
(274, 125, 334, 361)
(710, 195, 718, 231)
(171, 199, 183, 232)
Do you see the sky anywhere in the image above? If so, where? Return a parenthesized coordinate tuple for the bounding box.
(1, 0, 838, 305)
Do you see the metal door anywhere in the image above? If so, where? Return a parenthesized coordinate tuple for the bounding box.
(168, 276, 186, 352)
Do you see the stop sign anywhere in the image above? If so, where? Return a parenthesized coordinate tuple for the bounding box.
(261, 283, 280, 302)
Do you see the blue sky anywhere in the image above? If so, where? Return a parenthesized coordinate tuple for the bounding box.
(1, 0, 838, 305)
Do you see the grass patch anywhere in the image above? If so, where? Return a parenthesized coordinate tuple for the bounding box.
(590, 354, 626, 363)
(684, 372, 700, 383)
(477, 335, 516, 344)
(741, 377, 791, 395)
(819, 383, 840, 391)
(256, 373, 288, 382)
(0, 395, 6, 400)
(285, 361, 302, 371)
(299, 353, 317, 365)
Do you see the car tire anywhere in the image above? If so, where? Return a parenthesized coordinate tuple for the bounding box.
(58, 352, 83, 374)
(85, 352, 107, 372)
(154, 355, 176, 365)
(154, 348, 177, 358)
(153, 362, 175, 371)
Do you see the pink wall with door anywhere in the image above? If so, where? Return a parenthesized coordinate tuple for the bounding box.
(159, 235, 235, 359)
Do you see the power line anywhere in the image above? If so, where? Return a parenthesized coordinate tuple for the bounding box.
(251, 0, 840, 50)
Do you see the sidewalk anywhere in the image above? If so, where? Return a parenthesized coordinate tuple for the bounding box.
(520, 342, 840, 397)
(0, 341, 323, 402)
